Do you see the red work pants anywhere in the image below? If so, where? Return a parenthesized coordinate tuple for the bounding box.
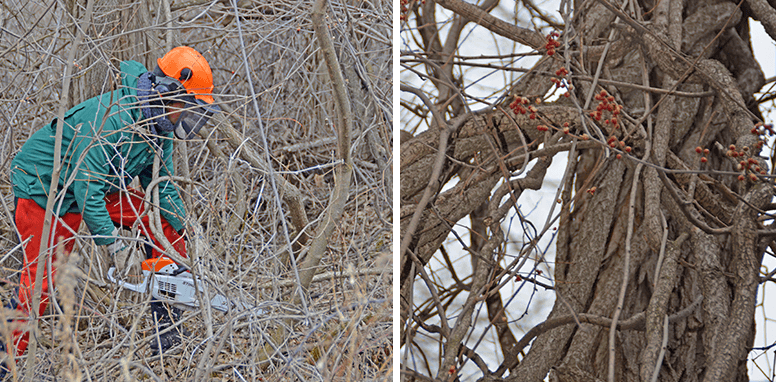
(10, 189, 186, 357)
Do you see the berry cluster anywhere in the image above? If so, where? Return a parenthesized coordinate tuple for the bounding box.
(725, 142, 766, 182)
(607, 136, 632, 160)
(550, 67, 571, 98)
(509, 96, 539, 119)
(545, 32, 561, 56)
(750, 122, 774, 141)
(590, 90, 622, 130)
(694, 146, 710, 163)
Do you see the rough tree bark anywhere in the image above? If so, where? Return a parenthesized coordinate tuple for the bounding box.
(400, 0, 776, 381)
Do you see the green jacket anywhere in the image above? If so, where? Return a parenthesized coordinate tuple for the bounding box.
(11, 60, 185, 245)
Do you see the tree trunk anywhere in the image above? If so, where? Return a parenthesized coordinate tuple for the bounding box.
(400, 0, 775, 381)
(70, 0, 152, 104)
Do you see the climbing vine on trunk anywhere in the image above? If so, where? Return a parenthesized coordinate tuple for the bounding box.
(400, 0, 776, 381)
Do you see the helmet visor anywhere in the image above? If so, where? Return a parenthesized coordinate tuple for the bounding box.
(174, 98, 221, 140)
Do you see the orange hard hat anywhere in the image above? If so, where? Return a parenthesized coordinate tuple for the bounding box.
(157, 46, 216, 105)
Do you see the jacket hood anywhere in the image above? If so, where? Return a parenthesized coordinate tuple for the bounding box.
(119, 60, 148, 95)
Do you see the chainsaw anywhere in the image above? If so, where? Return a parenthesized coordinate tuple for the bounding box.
(107, 257, 255, 313)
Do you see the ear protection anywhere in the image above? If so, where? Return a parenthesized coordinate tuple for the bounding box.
(149, 68, 188, 103)
(147, 66, 220, 140)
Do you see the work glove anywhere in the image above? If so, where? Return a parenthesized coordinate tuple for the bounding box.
(107, 228, 141, 278)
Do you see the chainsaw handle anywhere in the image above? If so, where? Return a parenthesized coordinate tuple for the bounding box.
(172, 264, 189, 276)
(107, 267, 150, 293)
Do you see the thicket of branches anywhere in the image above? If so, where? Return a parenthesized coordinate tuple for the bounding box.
(401, 0, 776, 381)
(0, 0, 392, 380)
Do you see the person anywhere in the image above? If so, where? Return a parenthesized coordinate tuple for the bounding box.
(2, 46, 220, 376)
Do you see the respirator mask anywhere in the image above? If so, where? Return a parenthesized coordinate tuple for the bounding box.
(151, 67, 221, 140)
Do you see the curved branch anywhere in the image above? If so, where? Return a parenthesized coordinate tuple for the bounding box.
(433, 0, 546, 49)
(400, 84, 448, 130)
(399, 125, 452, 259)
(296, 0, 355, 303)
(747, 0, 776, 42)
